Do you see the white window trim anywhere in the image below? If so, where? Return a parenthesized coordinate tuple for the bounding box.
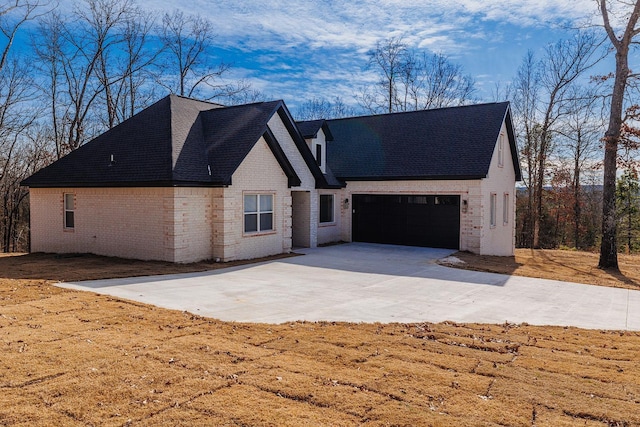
(319, 194, 335, 225)
(490, 193, 497, 228)
(503, 193, 509, 225)
(243, 193, 275, 235)
(498, 133, 505, 168)
(64, 193, 75, 230)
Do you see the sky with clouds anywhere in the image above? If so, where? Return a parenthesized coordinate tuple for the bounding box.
(141, 0, 605, 110)
(15, 0, 622, 112)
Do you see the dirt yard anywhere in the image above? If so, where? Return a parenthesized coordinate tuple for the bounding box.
(442, 248, 640, 291)
(1, 251, 640, 426)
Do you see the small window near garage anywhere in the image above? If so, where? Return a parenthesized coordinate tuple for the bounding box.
(435, 196, 459, 206)
(64, 193, 75, 229)
(244, 194, 273, 233)
(315, 144, 322, 167)
(408, 196, 428, 204)
(319, 194, 334, 223)
(498, 133, 505, 168)
(503, 193, 509, 225)
(490, 193, 497, 227)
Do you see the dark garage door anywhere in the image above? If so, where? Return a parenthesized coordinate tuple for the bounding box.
(352, 194, 460, 249)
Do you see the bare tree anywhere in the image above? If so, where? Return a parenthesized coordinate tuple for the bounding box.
(511, 51, 542, 248)
(295, 97, 356, 120)
(83, 0, 139, 129)
(512, 32, 603, 248)
(597, 0, 640, 269)
(0, 60, 37, 183)
(33, 12, 69, 158)
(109, 10, 159, 123)
(365, 36, 408, 113)
(159, 10, 247, 101)
(0, 1, 49, 252)
(0, 0, 50, 71)
(556, 86, 604, 248)
(34, 8, 108, 154)
(360, 37, 476, 114)
(34, 0, 159, 155)
(407, 52, 476, 110)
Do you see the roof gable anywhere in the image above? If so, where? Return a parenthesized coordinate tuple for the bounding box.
(297, 119, 334, 141)
(325, 102, 519, 181)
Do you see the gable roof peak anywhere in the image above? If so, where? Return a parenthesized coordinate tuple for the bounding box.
(328, 101, 510, 123)
(167, 93, 226, 109)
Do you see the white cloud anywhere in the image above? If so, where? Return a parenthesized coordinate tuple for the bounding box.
(121, 0, 604, 106)
(140, 0, 597, 57)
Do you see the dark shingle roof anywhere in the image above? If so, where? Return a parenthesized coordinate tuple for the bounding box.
(324, 102, 521, 181)
(22, 97, 518, 190)
(296, 119, 333, 141)
(21, 95, 330, 188)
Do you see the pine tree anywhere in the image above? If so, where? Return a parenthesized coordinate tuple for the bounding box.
(616, 170, 640, 253)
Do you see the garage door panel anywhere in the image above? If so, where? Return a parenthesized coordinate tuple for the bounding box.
(352, 194, 460, 249)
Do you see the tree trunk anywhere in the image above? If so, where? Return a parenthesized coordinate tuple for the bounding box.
(573, 165, 581, 249)
(598, 0, 640, 269)
(598, 51, 627, 269)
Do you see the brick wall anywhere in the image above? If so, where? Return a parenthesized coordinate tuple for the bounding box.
(170, 187, 215, 263)
(268, 114, 319, 248)
(317, 189, 343, 245)
(479, 121, 517, 256)
(218, 136, 292, 261)
(29, 187, 218, 263)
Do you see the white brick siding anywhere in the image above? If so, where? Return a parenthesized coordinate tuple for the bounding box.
(317, 190, 342, 245)
(29, 187, 215, 262)
(480, 121, 517, 256)
(217, 136, 292, 261)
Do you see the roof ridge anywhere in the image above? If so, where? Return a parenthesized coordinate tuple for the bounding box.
(213, 99, 283, 112)
(168, 93, 226, 108)
(327, 101, 510, 123)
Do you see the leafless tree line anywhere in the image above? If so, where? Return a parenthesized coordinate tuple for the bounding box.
(509, 31, 607, 250)
(0, 0, 262, 252)
(512, 0, 640, 269)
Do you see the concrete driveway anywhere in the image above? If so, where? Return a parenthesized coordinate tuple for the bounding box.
(58, 243, 640, 330)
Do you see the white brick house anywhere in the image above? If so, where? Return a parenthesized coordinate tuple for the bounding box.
(22, 95, 520, 262)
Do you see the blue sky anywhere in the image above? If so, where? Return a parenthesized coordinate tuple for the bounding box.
(139, 0, 601, 109)
(13, 0, 614, 111)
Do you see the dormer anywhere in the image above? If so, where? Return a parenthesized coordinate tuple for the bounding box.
(296, 119, 334, 174)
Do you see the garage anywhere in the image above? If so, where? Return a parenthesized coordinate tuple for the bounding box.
(352, 194, 460, 249)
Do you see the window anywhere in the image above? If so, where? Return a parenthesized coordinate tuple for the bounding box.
(503, 193, 509, 225)
(435, 196, 459, 206)
(315, 144, 322, 167)
(408, 196, 428, 204)
(490, 193, 497, 227)
(319, 194, 334, 223)
(64, 193, 75, 229)
(498, 133, 505, 168)
(244, 194, 273, 233)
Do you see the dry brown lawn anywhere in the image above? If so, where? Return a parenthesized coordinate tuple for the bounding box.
(444, 248, 640, 291)
(1, 251, 640, 426)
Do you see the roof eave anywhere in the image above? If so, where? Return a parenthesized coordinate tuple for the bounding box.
(337, 175, 487, 182)
(22, 180, 228, 188)
(263, 127, 302, 188)
(503, 104, 522, 181)
(277, 107, 332, 189)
